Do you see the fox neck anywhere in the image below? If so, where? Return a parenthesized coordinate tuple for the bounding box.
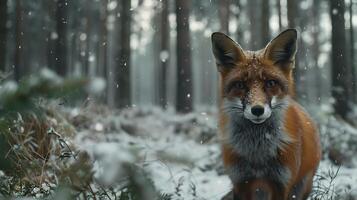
(225, 98, 291, 163)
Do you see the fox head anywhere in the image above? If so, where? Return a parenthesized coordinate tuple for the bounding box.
(211, 29, 297, 124)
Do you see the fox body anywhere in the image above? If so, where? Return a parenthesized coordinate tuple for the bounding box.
(211, 29, 321, 200)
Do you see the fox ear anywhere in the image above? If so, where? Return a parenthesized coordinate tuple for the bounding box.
(211, 32, 246, 72)
(263, 29, 297, 68)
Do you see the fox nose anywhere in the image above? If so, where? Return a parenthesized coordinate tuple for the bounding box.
(251, 105, 265, 116)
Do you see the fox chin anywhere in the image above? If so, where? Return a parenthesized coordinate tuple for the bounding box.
(212, 29, 321, 200)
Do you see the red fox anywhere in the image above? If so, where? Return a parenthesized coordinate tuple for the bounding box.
(211, 29, 321, 200)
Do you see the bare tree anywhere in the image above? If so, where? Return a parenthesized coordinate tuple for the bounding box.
(98, 0, 108, 79)
(349, 0, 356, 102)
(55, 0, 69, 77)
(14, 0, 24, 81)
(116, 0, 131, 108)
(276, 0, 282, 31)
(261, 0, 270, 45)
(248, 0, 261, 49)
(287, 0, 305, 99)
(287, 0, 299, 28)
(175, 0, 193, 113)
(0, 0, 7, 72)
(330, 0, 351, 119)
(234, 0, 243, 41)
(97, 0, 109, 103)
(312, 0, 322, 102)
(218, 0, 229, 34)
(158, 0, 169, 108)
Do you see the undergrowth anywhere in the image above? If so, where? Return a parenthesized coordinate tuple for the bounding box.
(0, 69, 175, 199)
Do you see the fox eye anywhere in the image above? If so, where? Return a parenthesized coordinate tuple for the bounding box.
(266, 80, 278, 88)
(234, 81, 245, 90)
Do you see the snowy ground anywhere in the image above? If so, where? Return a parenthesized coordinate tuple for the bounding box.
(60, 104, 357, 200)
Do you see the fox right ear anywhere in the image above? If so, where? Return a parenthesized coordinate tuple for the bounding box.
(263, 29, 297, 67)
(211, 32, 246, 72)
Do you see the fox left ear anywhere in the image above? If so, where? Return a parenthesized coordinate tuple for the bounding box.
(263, 29, 297, 68)
(211, 32, 246, 72)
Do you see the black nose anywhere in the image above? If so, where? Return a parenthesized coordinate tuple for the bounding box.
(251, 105, 265, 116)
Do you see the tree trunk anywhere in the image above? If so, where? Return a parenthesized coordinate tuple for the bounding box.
(116, 0, 131, 108)
(287, 0, 303, 98)
(55, 0, 69, 77)
(0, 0, 7, 72)
(248, 0, 261, 49)
(218, 0, 229, 34)
(287, 0, 298, 28)
(330, 0, 350, 119)
(158, 0, 169, 108)
(98, 0, 108, 79)
(234, 0, 243, 41)
(276, 0, 282, 31)
(261, 0, 270, 45)
(98, 0, 109, 103)
(349, 0, 356, 102)
(312, 0, 322, 102)
(175, 0, 193, 113)
(14, 0, 23, 81)
(84, 2, 91, 76)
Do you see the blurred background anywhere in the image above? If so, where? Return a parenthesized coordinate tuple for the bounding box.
(0, 0, 357, 199)
(0, 0, 356, 117)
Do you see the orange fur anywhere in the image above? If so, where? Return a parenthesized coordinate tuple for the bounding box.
(213, 30, 321, 200)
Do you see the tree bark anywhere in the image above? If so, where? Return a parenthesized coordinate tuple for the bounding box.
(349, 0, 356, 102)
(276, 0, 282, 31)
(55, 0, 69, 77)
(218, 0, 229, 34)
(312, 0, 322, 102)
(234, 0, 243, 41)
(330, 0, 351, 119)
(0, 0, 7, 72)
(98, 0, 108, 79)
(287, 0, 303, 99)
(248, 0, 261, 49)
(175, 0, 193, 113)
(116, 0, 131, 108)
(14, 0, 23, 81)
(261, 0, 270, 45)
(158, 0, 169, 108)
(97, 0, 108, 103)
(287, 0, 298, 28)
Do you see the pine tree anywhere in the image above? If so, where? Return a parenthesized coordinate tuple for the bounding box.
(175, 0, 193, 113)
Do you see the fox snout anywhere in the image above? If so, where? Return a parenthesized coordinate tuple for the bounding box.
(243, 84, 272, 124)
(244, 103, 272, 124)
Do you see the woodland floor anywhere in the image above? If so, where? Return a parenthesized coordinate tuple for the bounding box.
(1, 102, 357, 199)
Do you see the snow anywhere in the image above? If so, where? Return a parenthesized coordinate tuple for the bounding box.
(65, 105, 357, 199)
(86, 77, 106, 95)
(68, 106, 228, 199)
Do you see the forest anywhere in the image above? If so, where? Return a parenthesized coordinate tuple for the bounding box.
(0, 0, 356, 199)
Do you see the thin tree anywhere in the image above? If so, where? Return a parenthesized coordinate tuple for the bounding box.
(14, 0, 23, 81)
(312, 0, 322, 102)
(349, 0, 356, 102)
(330, 0, 351, 119)
(116, 0, 131, 108)
(98, 0, 109, 103)
(218, 0, 229, 34)
(261, 0, 270, 45)
(98, 0, 108, 79)
(276, 0, 282, 31)
(287, 0, 304, 98)
(158, 0, 169, 108)
(247, 0, 261, 49)
(234, 0, 243, 41)
(175, 0, 193, 113)
(0, 0, 7, 72)
(55, 0, 69, 76)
